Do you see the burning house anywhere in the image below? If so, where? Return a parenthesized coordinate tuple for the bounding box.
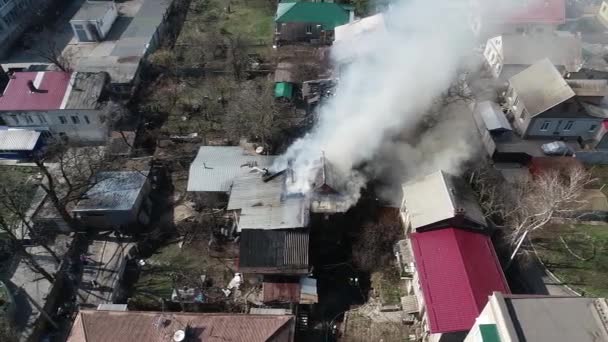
(307, 154, 350, 214)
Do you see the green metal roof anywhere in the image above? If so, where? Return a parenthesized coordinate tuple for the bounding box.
(274, 82, 294, 98)
(275, 1, 351, 30)
(479, 324, 501, 342)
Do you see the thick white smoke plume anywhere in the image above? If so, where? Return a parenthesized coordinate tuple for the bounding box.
(273, 0, 509, 206)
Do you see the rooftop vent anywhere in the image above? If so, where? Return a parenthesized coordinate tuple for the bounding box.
(27, 80, 47, 94)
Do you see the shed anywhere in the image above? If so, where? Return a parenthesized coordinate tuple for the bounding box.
(238, 229, 309, 274)
(70, 1, 118, 42)
(274, 82, 294, 99)
(72, 171, 151, 230)
(410, 228, 510, 334)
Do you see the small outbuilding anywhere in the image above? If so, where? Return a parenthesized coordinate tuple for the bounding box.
(69, 1, 118, 42)
(72, 171, 152, 230)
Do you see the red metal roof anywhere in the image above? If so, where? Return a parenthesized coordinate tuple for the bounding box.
(482, 0, 565, 25)
(0, 71, 71, 111)
(602, 119, 608, 130)
(263, 280, 301, 303)
(410, 228, 510, 333)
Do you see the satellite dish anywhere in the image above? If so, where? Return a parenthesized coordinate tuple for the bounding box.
(173, 330, 186, 342)
(255, 146, 264, 154)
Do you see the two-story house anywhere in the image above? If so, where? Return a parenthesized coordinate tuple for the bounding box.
(274, 1, 354, 45)
(483, 31, 582, 79)
(465, 292, 608, 342)
(473, 0, 565, 40)
(506, 59, 607, 140)
(0, 71, 110, 143)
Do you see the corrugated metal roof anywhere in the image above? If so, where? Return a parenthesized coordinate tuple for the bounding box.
(401, 170, 486, 231)
(496, 32, 582, 72)
(73, 171, 148, 212)
(410, 228, 510, 333)
(474, 101, 512, 131)
(239, 229, 309, 273)
(229, 173, 309, 230)
(401, 295, 419, 314)
(0, 129, 41, 151)
(299, 276, 318, 304)
(509, 58, 575, 117)
(187, 146, 274, 192)
(67, 310, 294, 342)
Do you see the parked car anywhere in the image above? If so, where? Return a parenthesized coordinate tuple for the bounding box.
(541, 141, 574, 156)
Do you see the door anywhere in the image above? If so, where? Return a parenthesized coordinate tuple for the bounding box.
(73, 24, 89, 42)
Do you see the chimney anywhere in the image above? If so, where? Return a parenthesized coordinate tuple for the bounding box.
(27, 80, 46, 93)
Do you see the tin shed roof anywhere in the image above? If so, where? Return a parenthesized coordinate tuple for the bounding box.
(239, 229, 309, 273)
(72, 171, 148, 212)
(410, 228, 510, 333)
(187, 146, 274, 192)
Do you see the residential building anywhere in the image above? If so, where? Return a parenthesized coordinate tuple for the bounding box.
(474, 0, 565, 39)
(0, 0, 56, 59)
(0, 71, 110, 143)
(71, 171, 152, 230)
(465, 292, 608, 342)
(506, 59, 606, 140)
(67, 0, 177, 95)
(187, 146, 274, 193)
(78, 238, 136, 308)
(400, 170, 487, 233)
(409, 228, 510, 342)
(483, 32, 582, 79)
(274, 1, 354, 45)
(67, 310, 296, 342)
(69, 1, 118, 42)
(0, 128, 44, 159)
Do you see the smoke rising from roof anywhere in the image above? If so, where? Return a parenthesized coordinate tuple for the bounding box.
(273, 0, 508, 207)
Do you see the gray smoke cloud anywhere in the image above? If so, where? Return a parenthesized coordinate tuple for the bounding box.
(273, 0, 514, 206)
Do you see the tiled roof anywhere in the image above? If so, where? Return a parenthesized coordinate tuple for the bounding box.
(239, 229, 309, 274)
(410, 228, 510, 333)
(67, 310, 294, 342)
(187, 146, 274, 192)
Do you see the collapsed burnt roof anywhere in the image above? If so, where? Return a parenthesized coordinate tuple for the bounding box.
(302, 78, 337, 113)
(308, 154, 350, 213)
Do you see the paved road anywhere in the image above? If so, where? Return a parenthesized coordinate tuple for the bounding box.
(513, 253, 579, 296)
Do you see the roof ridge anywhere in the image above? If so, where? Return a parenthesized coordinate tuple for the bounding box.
(452, 229, 486, 313)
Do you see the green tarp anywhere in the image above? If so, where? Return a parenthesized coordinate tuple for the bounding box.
(274, 82, 294, 98)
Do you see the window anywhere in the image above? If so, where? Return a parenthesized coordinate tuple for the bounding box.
(305, 25, 313, 34)
(10, 115, 19, 124)
(563, 120, 574, 131)
(540, 121, 551, 131)
(37, 114, 47, 124)
(25, 115, 33, 124)
(59, 116, 67, 124)
(84, 115, 90, 124)
(71, 116, 80, 124)
(590, 124, 598, 132)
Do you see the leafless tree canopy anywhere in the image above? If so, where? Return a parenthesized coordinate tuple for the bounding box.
(469, 161, 592, 260)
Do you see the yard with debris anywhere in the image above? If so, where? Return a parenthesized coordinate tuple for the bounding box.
(532, 223, 608, 297)
(129, 237, 238, 310)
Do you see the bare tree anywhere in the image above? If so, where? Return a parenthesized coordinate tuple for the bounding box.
(26, 38, 73, 72)
(33, 140, 110, 231)
(470, 162, 592, 265)
(224, 78, 288, 146)
(352, 219, 403, 272)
